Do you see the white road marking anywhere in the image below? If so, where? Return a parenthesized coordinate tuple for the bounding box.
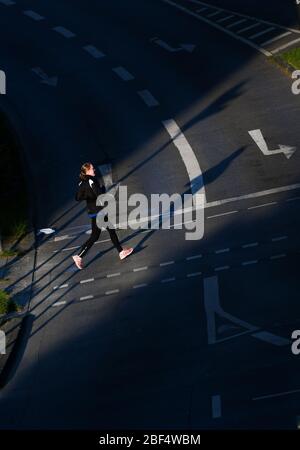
(217, 14, 234, 23)
(80, 295, 94, 301)
(133, 283, 148, 289)
(80, 278, 94, 284)
(52, 301, 66, 307)
(162, 119, 206, 202)
(105, 289, 119, 295)
(53, 26, 75, 38)
(203, 276, 258, 345)
(133, 266, 148, 272)
(215, 265, 230, 271)
(187, 272, 202, 277)
(54, 235, 70, 242)
(53, 283, 68, 290)
(138, 90, 159, 107)
(248, 202, 277, 210)
(242, 242, 258, 248)
(248, 129, 296, 159)
(237, 22, 260, 34)
(212, 395, 222, 418)
(0, 0, 15, 5)
(161, 277, 176, 283)
(32, 67, 58, 87)
(252, 331, 290, 346)
(23, 10, 44, 20)
(207, 10, 222, 18)
(113, 66, 134, 81)
(83, 45, 105, 58)
(250, 27, 274, 40)
(160, 261, 175, 266)
(286, 196, 300, 202)
(272, 236, 287, 242)
(205, 183, 300, 208)
(262, 31, 291, 46)
(186, 254, 202, 261)
(61, 246, 80, 252)
(242, 260, 258, 266)
(107, 272, 121, 278)
(196, 7, 208, 13)
(270, 254, 286, 260)
(253, 389, 300, 401)
(227, 18, 247, 29)
(272, 37, 300, 54)
(207, 210, 238, 218)
(215, 248, 230, 254)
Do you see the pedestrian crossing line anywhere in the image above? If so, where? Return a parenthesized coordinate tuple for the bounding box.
(262, 31, 291, 46)
(250, 27, 274, 40)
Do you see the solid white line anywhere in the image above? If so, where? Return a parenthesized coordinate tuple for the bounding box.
(80, 295, 94, 301)
(248, 202, 277, 210)
(242, 260, 258, 266)
(207, 10, 222, 18)
(23, 10, 44, 20)
(160, 261, 175, 266)
(138, 90, 159, 107)
(196, 7, 208, 13)
(52, 301, 66, 307)
(270, 254, 286, 260)
(161, 277, 176, 283)
(113, 66, 134, 81)
(53, 26, 75, 38)
(227, 18, 247, 29)
(187, 272, 202, 277)
(107, 272, 121, 278)
(253, 389, 300, 401)
(0, 0, 15, 5)
(237, 22, 260, 34)
(215, 265, 230, 271)
(207, 210, 238, 219)
(205, 183, 300, 208)
(186, 254, 202, 261)
(133, 266, 148, 272)
(262, 31, 291, 46)
(53, 283, 68, 290)
(212, 395, 222, 418)
(286, 196, 300, 202)
(217, 14, 234, 23)
(271, 236, 287, 242)
(272, 37, 300, 54)
(252, 330, 290, 346)
(133, 284, 148, 289)
(80, 278, 94, 284)
(162, 119, 206, 202)
(250, 27, 274, 40)
(83, 45, 105, 58)
(215, 248, 230, 254)
(105, 289, 119, 295)
(242, 242, 258, 248)
(61, 246, 80, 252)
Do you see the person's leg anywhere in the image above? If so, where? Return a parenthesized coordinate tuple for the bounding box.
(105, 216, 133, 260)
(73, 217, 100, 268)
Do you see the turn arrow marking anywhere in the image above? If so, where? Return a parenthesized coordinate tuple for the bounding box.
(248, 129, 296, 159)
(32, 67, 58, 87)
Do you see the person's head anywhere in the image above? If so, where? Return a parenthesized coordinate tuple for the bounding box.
(79, 162, 95, 180)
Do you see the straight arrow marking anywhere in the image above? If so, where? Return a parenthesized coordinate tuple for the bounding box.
(248, 129, 296, 159)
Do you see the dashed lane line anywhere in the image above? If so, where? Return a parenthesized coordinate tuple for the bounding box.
(242, 260, 258, 266)
(212, 395, 222, 419)
(80, 278, 94, 284)
(107, 272, 121, 278)
(0, 0, 15, 5)
(133, 266, 148, 272)
(248, 202, 277, 210)
(53, 26, 76, 38)
(242, 242, 258, 249)
(137, 90, 159, 107)
(53, 283, 68, 290)
(80, 295, 94, 301)
(207, 210, 238, 219)
(215, 248, 230, 254)
(113, 66, 134, 81)
(23, 10, 44, 21)
(215, 265, 230, 272)
(52, 301, 67, 307)
(83, 45, 105, 59)
(105, 289, 119, 295)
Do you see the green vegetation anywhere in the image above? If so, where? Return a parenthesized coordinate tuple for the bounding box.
(0, 249, 18, 258)
(281, 47, 300, 70)
(0, 112, 28, 241)
(0, 290, 18, 315)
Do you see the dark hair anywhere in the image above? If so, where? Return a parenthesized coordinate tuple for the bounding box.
(79, 162, 92, 181)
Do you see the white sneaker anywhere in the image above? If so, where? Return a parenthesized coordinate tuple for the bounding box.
(72, 255, 83, 269)
(119, 247, 133, 260)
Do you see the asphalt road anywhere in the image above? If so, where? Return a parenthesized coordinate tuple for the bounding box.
(0, 0, 300, 429)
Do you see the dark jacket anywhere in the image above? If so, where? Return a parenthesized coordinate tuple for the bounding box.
(75, 175, 106, 214)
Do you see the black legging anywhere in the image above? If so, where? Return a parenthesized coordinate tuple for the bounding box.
(78, 216, 122, 258)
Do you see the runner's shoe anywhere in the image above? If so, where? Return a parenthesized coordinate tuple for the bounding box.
(119, 247, 134, 260)
(72, 255, 83, 269)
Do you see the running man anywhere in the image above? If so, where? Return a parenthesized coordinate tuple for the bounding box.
(72, 162, 133, 269)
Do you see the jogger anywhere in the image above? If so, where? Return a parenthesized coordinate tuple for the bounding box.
(72, 162, 133, 269)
